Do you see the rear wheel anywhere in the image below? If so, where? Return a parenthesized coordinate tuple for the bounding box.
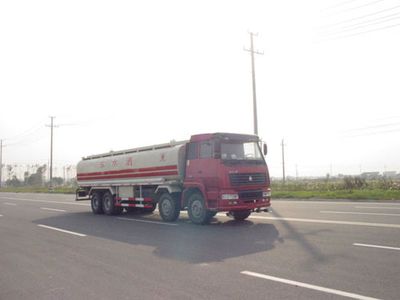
(158, 193, 180, 222)
(102, 192, 122, 215)
(231, 210, 251, 221)
(91, 192, 104, 214)
(187, 193, 212, 225)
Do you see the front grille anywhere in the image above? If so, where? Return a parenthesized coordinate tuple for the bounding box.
(230, 173, 266, 186)
(239, 190, 263, 201)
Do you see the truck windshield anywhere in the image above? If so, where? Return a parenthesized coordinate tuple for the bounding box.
(221, 142, 263, 162)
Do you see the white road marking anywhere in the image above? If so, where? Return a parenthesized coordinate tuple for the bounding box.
(320, 210, 400, 217)
(0, 214, 3, 217)
(4, 202, 17, 206)
(353, 243, 400, 251)
(0, 196, 90, 206)
(355, 206, 400, 210)
(249, 215, 400, 229)
(355, 203, 400, 206)
(275, 200, 400, 205)
(41, 207, 67, 212)
(37, 224, 87, 237)
(117, 217, 178, 226)
(241, 271, 380, 300)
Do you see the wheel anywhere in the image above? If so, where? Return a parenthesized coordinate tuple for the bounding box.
(102, 192, 122, 215)
(187, 193, 212, 225)
(158, 193, 180, 222)
(231, 210, 251, 221)
(91, 192, 104, 214)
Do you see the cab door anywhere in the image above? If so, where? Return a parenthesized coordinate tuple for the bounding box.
(185, 140, 219, 189)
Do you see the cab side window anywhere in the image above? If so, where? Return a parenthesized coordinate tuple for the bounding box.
(187, 142, 197, 160)
(199, 141, 213, 159)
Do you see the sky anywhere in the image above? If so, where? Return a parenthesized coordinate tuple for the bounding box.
(1, 0, 400, 179)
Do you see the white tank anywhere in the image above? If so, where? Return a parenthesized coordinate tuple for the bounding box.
(77, 142, 187, 187)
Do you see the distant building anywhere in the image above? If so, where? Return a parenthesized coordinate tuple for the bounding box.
(383, 171, 397, 178)
(360, 172, 380, 180)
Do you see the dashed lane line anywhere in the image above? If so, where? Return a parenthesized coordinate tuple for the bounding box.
(41, 207, 67, 212)
(241, 271, 380, 300)
(249, 215, 400, 229)
(355, 206, 400, 210)
(4, 202, 17, 206)
(117, 217, 178, 226)
(0, 196, 90, 207)
(37, 224, 87, 237)
(353, 243, 400, 251)
(320, 210, 400, 217)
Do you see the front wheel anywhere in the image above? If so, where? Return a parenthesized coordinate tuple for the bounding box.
(158, 193, 180, 222)
(231, 210, 251, 221)
(187, 193, 212, 225)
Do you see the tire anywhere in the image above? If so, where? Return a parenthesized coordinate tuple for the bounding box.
(231, 210, 251, 221)
(102, 192, 122, 215)
(91, 192, 104, 214)
(187, 193, 212, 225)
(158, 193, 180, 222)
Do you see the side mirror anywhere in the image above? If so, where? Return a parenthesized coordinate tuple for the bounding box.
(263, 143, 268, 156)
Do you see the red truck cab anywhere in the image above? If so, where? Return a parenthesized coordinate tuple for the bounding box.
(183, 133, 271, 223)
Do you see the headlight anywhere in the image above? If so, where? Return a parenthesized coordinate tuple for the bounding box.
(263, 191, 272, 198)
(221, 194, 239, 200)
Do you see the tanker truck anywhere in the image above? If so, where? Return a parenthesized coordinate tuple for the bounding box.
(76, 132, 271, 224)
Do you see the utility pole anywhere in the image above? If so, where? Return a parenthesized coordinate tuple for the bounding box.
(0, 139, 3, 188)
(244, 32, 263, 136)
(46, 116, 58, 190)
(281, 139, 286, 184)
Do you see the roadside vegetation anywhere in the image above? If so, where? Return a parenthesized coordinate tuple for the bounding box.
(0, 164, 76, 194)
(272, 176, 400, 200)
(1, 169, 400, 200)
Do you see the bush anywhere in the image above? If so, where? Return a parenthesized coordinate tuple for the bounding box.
(343, 176, 367, 190)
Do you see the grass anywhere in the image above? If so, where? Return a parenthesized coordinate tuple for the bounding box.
(272, 177, 400, 200)
(2, 177, 400, 200)
(0, 186, 76, 194)
(272, 189, 400, 200)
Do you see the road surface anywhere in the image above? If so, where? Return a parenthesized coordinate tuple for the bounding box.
(1, 192, 399, 299)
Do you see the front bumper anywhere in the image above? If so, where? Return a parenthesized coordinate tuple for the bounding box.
(215, 189, 271, 212)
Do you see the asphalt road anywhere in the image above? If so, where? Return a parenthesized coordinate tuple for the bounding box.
(1, 193, 399, 300)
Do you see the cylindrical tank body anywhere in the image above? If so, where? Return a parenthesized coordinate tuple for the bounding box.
(77, 143, 187, 187)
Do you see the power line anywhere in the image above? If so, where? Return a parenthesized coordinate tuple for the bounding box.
(327, 0, 384, 16)
(322, 13, 400, 37)
(4, 133, 48, 147)
(322, 21, 400, 41)
(324, 0, 363, 11)
(318, 4, 400, 30)
(341, 127, 400, 138)
(341, 121, 400, 133)
(3, 118, 47, 142)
